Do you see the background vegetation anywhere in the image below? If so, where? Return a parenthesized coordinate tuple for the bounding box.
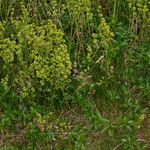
(0, 0, 149, 149)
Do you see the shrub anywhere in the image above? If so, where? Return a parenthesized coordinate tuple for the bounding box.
(0, 3, 72, 99)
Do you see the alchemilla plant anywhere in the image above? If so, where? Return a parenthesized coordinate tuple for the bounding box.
(0, 1, 149, 149)
(0, 3, 72, 98)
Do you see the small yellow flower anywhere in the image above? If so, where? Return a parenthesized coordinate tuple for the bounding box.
(134, 124, 141, 129)
(139, 114, 145, 122)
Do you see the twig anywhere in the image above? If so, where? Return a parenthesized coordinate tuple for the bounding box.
(112, 140, 126, 150)
(101, 108, 132, 134)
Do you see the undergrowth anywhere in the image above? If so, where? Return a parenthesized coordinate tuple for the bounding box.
(0, 0, 150, 149)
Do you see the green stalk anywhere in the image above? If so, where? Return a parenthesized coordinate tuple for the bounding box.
(112, 0, 117, 24)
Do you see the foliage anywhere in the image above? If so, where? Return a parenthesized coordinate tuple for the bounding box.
(0, 0, 149, 149)
(0, 3, 72, 99)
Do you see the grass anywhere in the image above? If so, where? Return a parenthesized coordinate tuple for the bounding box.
(0, 90, 149, 149)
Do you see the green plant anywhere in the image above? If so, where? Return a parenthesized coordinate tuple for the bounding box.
(0, 0, 149, 149)
(0, 2, 72, 100)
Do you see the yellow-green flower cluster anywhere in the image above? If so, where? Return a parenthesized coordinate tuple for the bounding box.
(136, 0, 149, 14)
(32, 112, 69, 139)
(92, 15, 114, 50)
(128, 0, 137, 17)
(128, 0, 150, 34)
(0, 21, 5, 38)
(49, 0, 65, 20)
(34, 113, 48, 132)
(128, 0, 150, 17)
(87, 45, 93, 63)
(136, 0, 150, 25)
(66, 0, 93, 22)
(0, 3, 72, 98)
(91, 14, 115, 75)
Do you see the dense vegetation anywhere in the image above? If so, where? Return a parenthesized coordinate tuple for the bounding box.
(0, 0, 149, 149)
